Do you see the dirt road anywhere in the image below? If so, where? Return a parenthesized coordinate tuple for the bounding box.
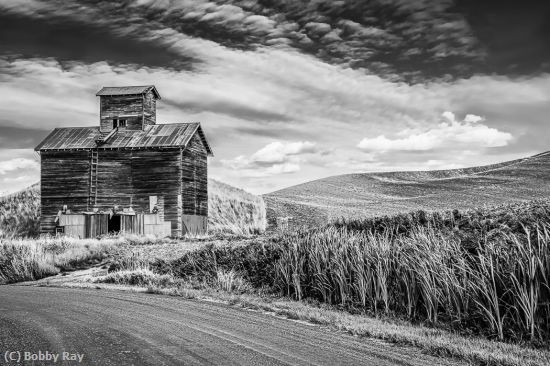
(0, 286, 461, 365)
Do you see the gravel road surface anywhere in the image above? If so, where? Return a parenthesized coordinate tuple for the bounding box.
(0, 286, 462, 366)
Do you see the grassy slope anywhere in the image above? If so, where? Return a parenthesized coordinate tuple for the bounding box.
(264, 151, 550, 227)
(0, 183, 40, 238)
(208, 179, 266, 234)
(0, 180, 266, 238)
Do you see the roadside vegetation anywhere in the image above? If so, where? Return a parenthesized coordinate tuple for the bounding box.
(0, 235, 173, 284)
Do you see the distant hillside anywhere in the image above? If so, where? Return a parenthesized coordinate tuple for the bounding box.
(264, 151, 550, 227)
(0, 180, 265, 238)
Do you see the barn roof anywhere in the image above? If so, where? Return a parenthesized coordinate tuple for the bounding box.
(95, 85, 161, 99)
(35, 123, 213, 155)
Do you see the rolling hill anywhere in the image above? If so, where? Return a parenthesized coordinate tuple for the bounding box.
(264, 151, 550, 227)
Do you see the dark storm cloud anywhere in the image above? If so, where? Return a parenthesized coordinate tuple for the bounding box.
(0, 12, 198, 71)
(210, 125, 315, 142)
(0, 124, 50, 148)
(455, 0, 550, 76)
(163, 99, 292, 123)
(2, 0, 548, 81)
(0, 0, 480, 81)
(134, 0, 482, 80)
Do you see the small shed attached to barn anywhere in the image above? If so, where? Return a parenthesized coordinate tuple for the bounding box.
(35, 85, 213, 238)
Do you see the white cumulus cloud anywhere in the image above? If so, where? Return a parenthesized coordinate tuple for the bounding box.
(357, 112, 513, 152)
(222, 141, 316, 177)
(0, 158, 39, 175)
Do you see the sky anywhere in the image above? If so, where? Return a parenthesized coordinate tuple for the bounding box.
(0, 0, 549, 195)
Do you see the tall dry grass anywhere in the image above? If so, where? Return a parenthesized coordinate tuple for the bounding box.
(158, 200, 550, 343)
(0, 184, 40, 239)
(0, 235, 167, 284)
(208, 179, 266, 235)
(273, 222, 550, 343)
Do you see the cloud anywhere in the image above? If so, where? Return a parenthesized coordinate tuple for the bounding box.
(0, 124, 50, 148)
(0, 1, 549, 194)
(1, 49, 549, 194)
(222, 141, 317, 177)
(0, 12, 198, 71)
(0, 157, 38, 174)
(357, 112, 513, 152)
(0, 0, 489, 81)
(463, 114, 484, 123)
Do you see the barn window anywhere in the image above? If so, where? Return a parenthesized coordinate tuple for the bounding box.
(112, 118, 127, 128)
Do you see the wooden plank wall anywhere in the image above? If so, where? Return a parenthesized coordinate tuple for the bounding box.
(182, 214, 208, 235)
(40, 151, 90, 234)
(143, 91, 156, 126)
(59, 214, 86, 238)
(181, 132, 208, 234)
(85, 214, 109, 237)
(121, 214, 145, 235)
(92, 149, 180, 236)
(100, 95, 144, 131)
(131, 149, 180, 236)
(95, 150, 133, 209)
(39, 136, 207, 237)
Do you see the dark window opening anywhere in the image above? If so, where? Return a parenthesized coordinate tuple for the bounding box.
(108, 215, 121, 234)
(112, 119, 127, 128)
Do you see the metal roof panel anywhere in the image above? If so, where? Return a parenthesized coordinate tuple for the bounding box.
(35, 123, 212, 155)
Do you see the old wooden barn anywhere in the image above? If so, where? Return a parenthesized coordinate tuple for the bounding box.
(35, 85, 213, 238)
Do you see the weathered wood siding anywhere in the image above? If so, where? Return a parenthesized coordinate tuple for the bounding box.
(39, 133, 207, 236)
(181, 132, 208, 217)
(92, 149, 181, 236)
(40, 151, 90, 234)
(100, 95, 145, 132)
(143, 90, 156, 126)
(130, 149, 180, 235)
(182, 214, 208, 235)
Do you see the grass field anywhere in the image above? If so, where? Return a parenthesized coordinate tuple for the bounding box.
(0, 179, 266, 238)
(264, 151, 550, 227)
(5, 199, 548, 366)
(2, 200, 550, 365)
